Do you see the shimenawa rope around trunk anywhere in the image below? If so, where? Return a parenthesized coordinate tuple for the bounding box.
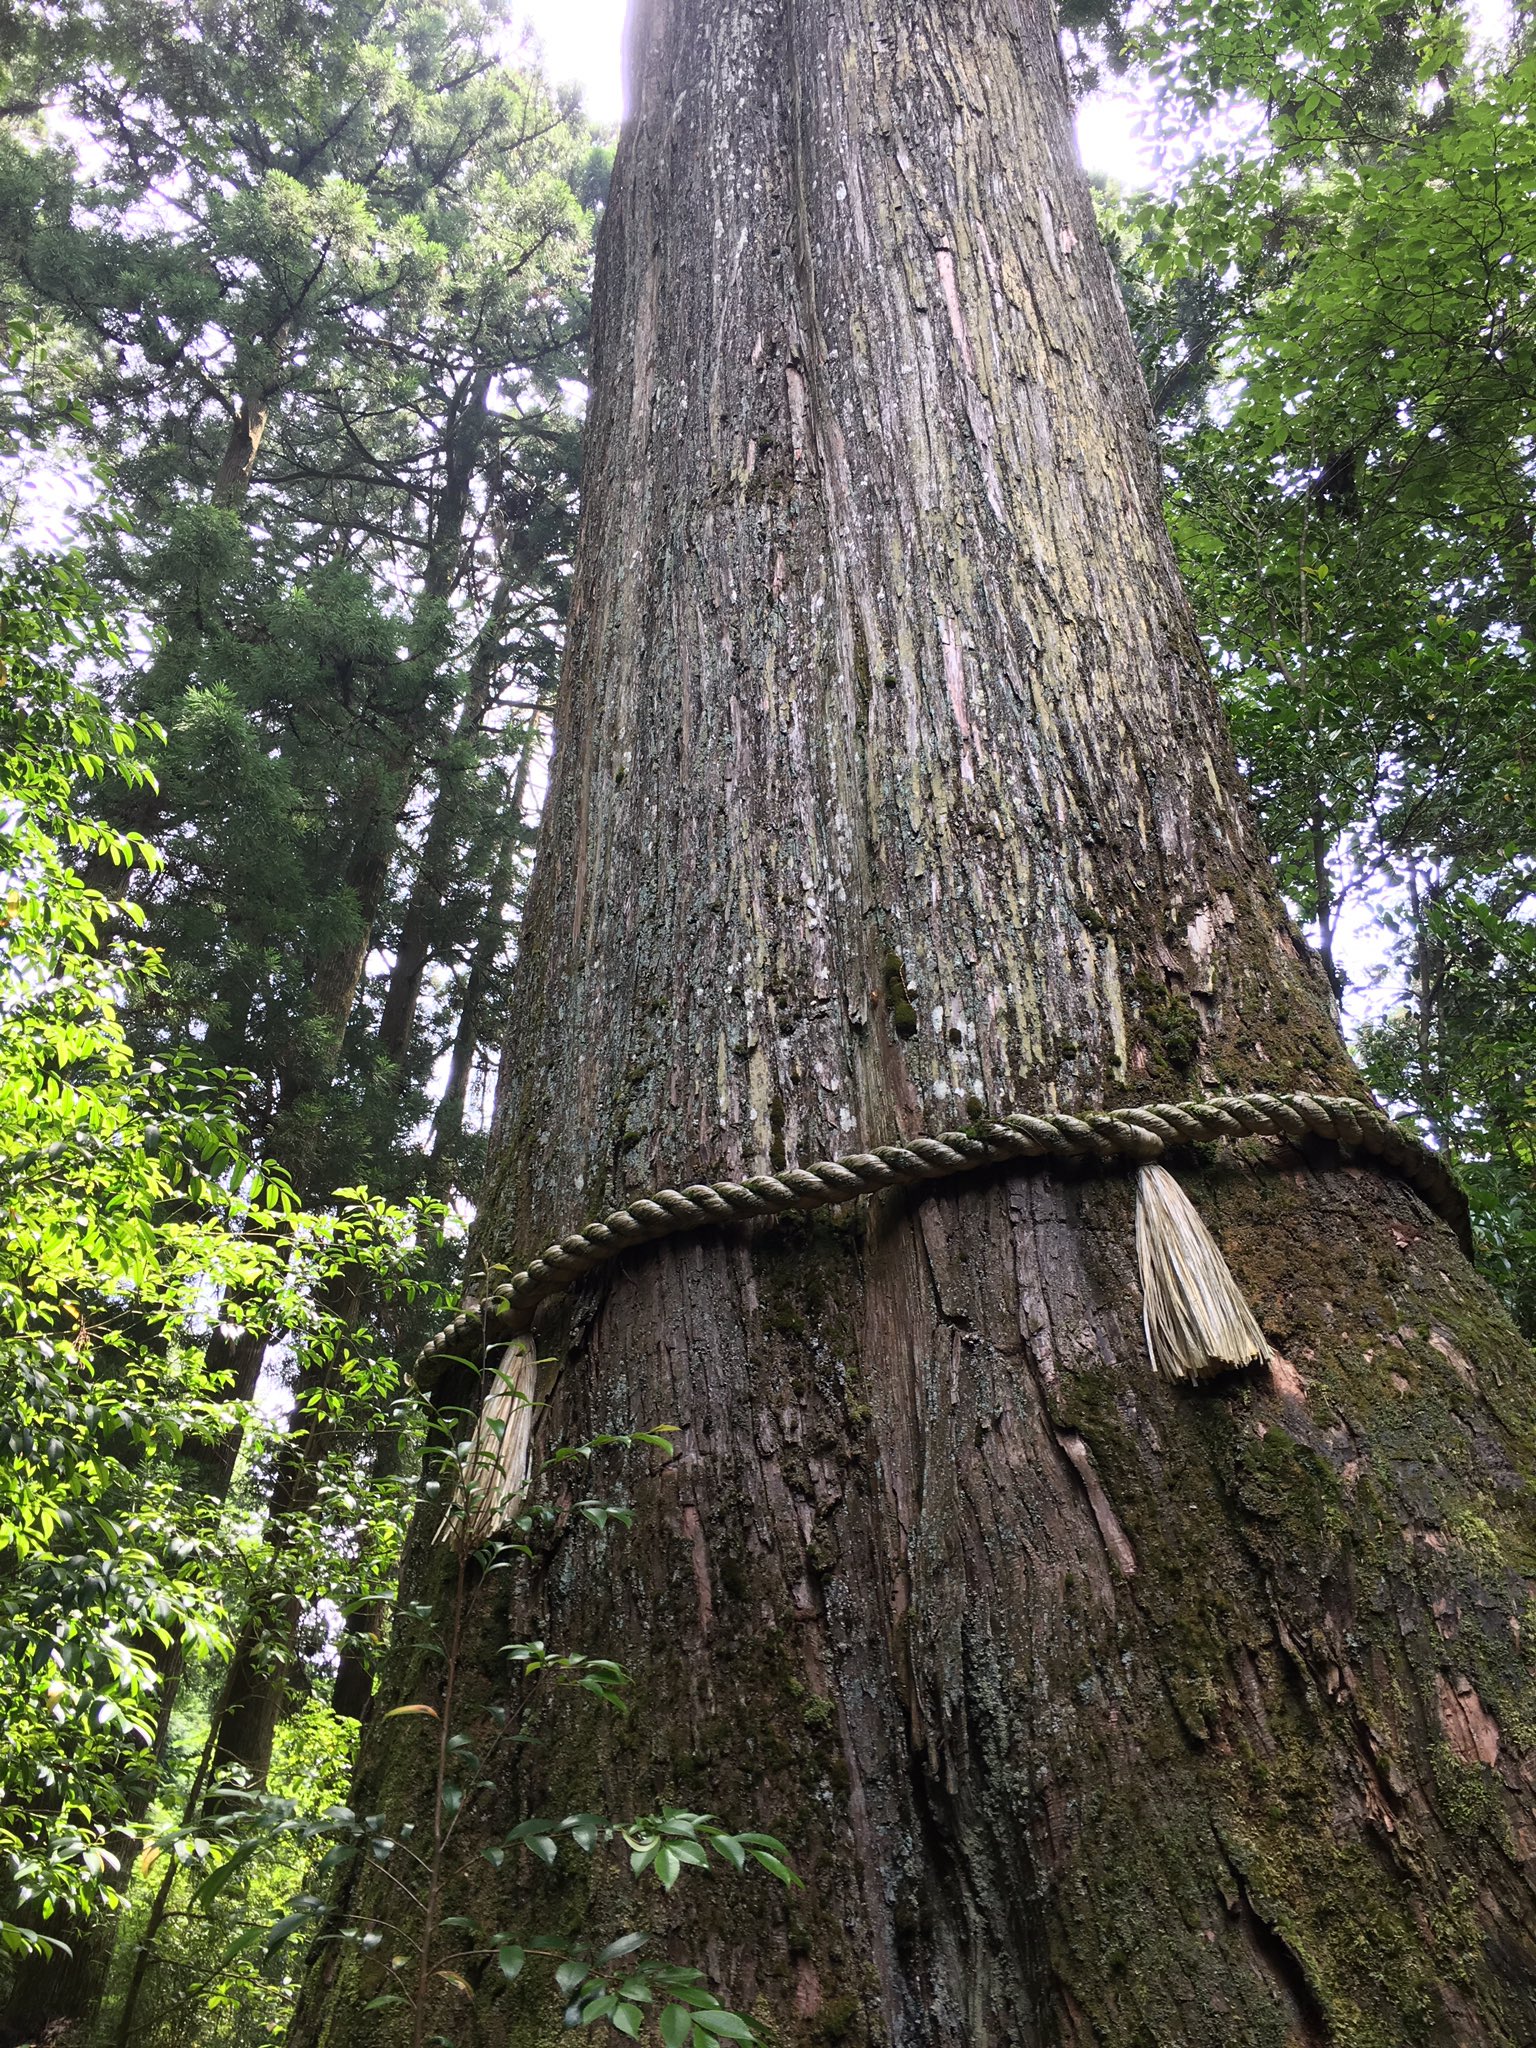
(427, 1090, 1467, 1543)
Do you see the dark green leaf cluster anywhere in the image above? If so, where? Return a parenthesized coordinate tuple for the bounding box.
(0, 540, 439, 1973)
(1, 0, 605, 1212)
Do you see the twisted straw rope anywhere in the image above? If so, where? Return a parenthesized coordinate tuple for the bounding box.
(417, 1092, 1468, 1373)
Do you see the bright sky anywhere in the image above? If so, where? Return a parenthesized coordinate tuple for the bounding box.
(516, 0, 627, 126)
(514, 0, 1151, 181)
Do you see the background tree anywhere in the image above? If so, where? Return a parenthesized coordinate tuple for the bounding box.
(1, 0, 600, 1205)
(0, 508, 436, 2042)
(0, 5, 605, 2036)
(0, 0, 605, 1803)
(1101, 0, 1536, 1327)
(298, 1, 1536, 2043)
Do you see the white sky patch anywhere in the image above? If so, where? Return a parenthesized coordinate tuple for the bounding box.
(1076, 81, 1157, 186)
(515, 0, 628, 125)
(514, 0, 1159, 183)
(1467, 0, 1516, 45)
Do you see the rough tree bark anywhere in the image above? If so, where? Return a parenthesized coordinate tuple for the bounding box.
(297, 3, 1536, 2043)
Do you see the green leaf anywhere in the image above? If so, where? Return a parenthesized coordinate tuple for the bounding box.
(188, 1838, 262, 1909)
(567, 1814, 605, 1853)
(212, 1924, 270, 1970)
(596, 1932, 649, 1965)
(264, 1912, 312, 1952)
(693, 2014, 755, 2042)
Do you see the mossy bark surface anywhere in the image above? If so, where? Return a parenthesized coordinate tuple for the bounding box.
(293, 2, 1536, 2043)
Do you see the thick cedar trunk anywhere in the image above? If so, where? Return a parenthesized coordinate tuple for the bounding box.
(298, 3, 1536, 2044)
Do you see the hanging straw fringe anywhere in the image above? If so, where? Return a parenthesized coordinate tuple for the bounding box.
(439, 1334, 539, 1547)
(1135, 1163, 1269, 1382)
(437, 1163, 1267, 1543)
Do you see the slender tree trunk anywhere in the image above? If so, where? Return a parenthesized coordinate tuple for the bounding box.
(1309, 814, 1344, 1006)
(329, 1431, 402, 1723)
(204, 425, 506, 1777)
(1406, 863, 1451, 1154)
(209, 1268, 369, 1781)
(297, 4, 1536, 2044)
(428, 731, 538, 1175)
(209, 605, 496, 1775)
(375, 573, 526, 1079)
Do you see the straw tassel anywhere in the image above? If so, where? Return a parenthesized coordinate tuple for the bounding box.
(441, 1164, 1268, 1537)
(1135, 1163, 1269, 1381)
(439, 1334, 539, 1546)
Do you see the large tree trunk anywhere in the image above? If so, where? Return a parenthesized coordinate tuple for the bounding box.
(295, 3, 1536, 2043)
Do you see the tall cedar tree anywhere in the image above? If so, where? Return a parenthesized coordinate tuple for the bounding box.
(0, 0, 599, 1207)
(297, 2, 1536, 2044)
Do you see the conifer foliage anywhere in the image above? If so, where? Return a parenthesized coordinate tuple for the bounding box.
(2, 0, 604, 1207)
